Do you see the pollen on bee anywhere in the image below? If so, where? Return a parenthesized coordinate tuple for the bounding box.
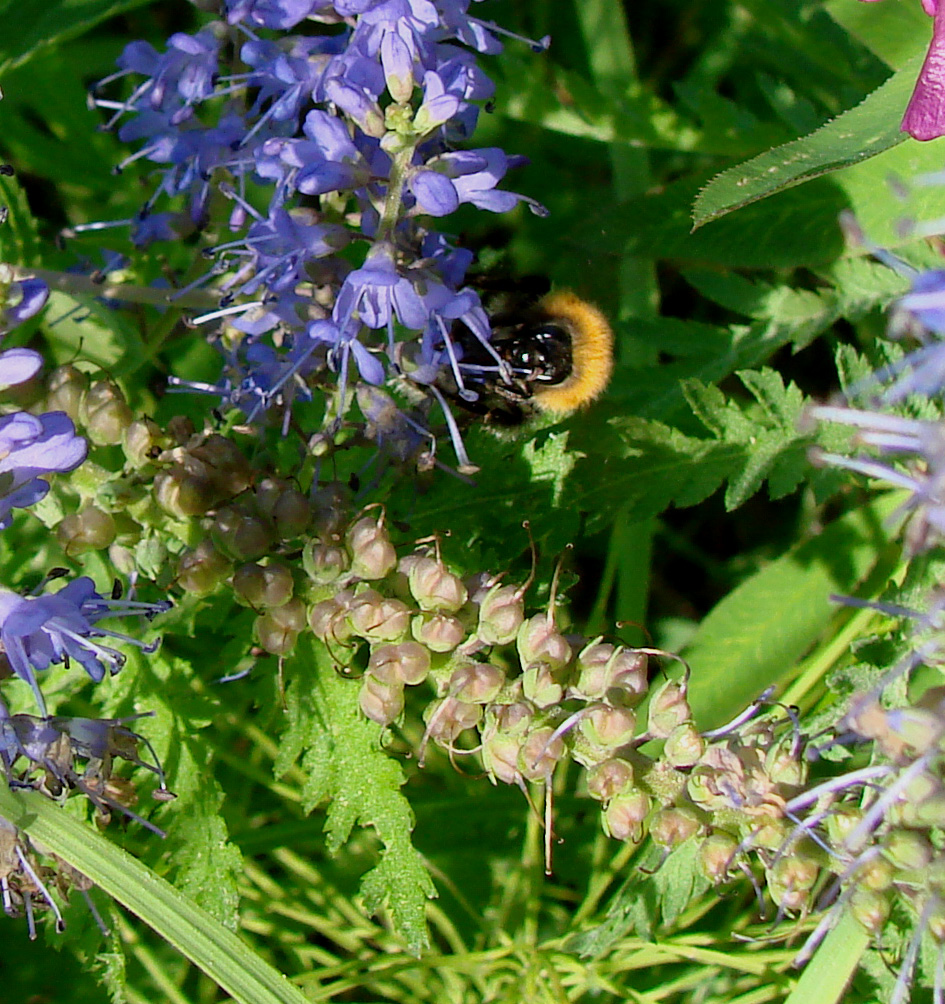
(531, 291, 613, 414)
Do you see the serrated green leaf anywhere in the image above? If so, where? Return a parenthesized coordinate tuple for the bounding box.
(692, 56, 918, 228)
(0, 173, 41, 264)
(684, 492, 902, 729)
(277, 637, 435, 954)
(0, 786, 310, 1004)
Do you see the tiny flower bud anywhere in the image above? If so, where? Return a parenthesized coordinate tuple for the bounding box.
(650, 807, 702, 849)
(477, 583, 525, 646)
(448, 662, 505, 704)
(368, 641, 430, 685)
(176, 540, 231, 596)
(585, 758, 634, 802)
(360, 674, 405, 725)
(80, 378, 133, 445)
(347, 515, 397, 580)
(407, 555, 468, 612)
(647, 680, 692, 739)
(411, 611, 465, 652)
(232, 561, 294, 608)
(663, 723, 704, 769)
(56, 506, 116, 555)
(602, 790, 650, 842)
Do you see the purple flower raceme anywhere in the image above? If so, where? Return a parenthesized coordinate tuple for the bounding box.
(860, 0, 945, 140)
(0, 577, 171, 717)
(91, 0, 549, 470)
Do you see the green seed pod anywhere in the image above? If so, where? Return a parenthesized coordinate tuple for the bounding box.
(448, 662, 505, 704)
(254, 599, 306, 655)
(766, 853, 819, 912)
(698, 832, 739, 884)
(80, 378, 133, 445)
(849, 887, 890, 936)
(308, 591, 355, 642)
(517, 613, 572, 671)
(176, 540, 232, 596)
(303, 540, 349, 584)
(650, 807, 702, 849)
(579, 704, 637, 751)
(232, 561, 294, 608)
(855, 856, 893, 893)
(423, 696, 482, 746)
(607, 649, 649, 706)
(602, 790, 650, 842)
(476, 583, 524, 646)
(56, 506, 116, 555)
(411, 611, 465, 653)
(347, 514, 397, 580)
(310, 481, 353, 537)
(522, 663, 565, 709)
(572, 640, 618, 700)
(884, 830, 933, 872)
(271, 486, 312, 539)
(44, 364, 88, 422)
(167, 415, 195, 445)
(189, 433, 252, 499)
(347, 590, 411, 642)
(586, 758, 634, 802)
(368, 641, 430, 686)
(647, 679, 692, 739)
(519, 727, 566, 782)
(212, 506, 276, 561)
(154, 466, 217, 518)
(663, 723, 704, 769)
(481, 731, 524, 786)
(359, 674, 405, 726)
(406, 554, 468, 612)
(123, 417, 169, 468)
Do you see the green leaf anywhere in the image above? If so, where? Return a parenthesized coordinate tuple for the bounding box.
(824, 0, 930, 68)
(278, 636, 436, 954)
(0, 0, 152, 76)
(692, 56, 919, 228)
(0, 785, 310, 1004)
(784, 910, 870, 1004)
(683, 493, 902, 729)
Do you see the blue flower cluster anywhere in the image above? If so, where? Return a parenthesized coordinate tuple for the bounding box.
(90, 0, 548, 469)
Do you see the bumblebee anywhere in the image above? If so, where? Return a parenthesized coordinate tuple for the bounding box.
(447, 291, 614, 425)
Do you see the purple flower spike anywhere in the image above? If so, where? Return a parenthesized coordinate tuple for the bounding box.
(0, 411, 87, 529)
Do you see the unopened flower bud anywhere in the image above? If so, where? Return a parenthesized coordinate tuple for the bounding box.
(517, 614, 572, 670)
(449, 662, 505, 704)
(45, 364, 88, 421)
(360, 674, 405, 725)
(407, 555, 468, 612)
(650, 807, 702, 849)
(699, 832, 739, 883)
(348, 591, 411, 642)
(519, 727, 566, 782)
(80, 378, 133, 445)
(412, 611, 465, 652)
(233, 561, 294, 608)
(663, 723, 704, 769)
(602, 790, 650, 842)
(477, 583, 524, 646)
(586, 759, 634, 802)
(176, 540, 231, 596)
(368, 641, 430, 685)
(347, 515, 397, 580)
(303, 541, 349, 584)
(647, 680, 691, 739)
(56, 505, 116, 555)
